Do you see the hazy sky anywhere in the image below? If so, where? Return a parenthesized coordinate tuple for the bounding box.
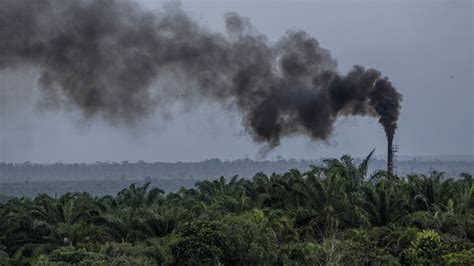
(0, 0, 472, 163)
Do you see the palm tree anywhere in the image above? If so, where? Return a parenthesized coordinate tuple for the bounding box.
(406, 171, 455, 211)
(0, 197, 59, 258)
(195, 176, 251, 214)
(244, 172, 272, 208)
(362, 180, 408, 226)
(454, 181, 473, 215)
(319, 149, 375, 192)
(117, 182, 164, 208)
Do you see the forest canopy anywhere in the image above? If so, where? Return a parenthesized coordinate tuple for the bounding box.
(0, 154, 473, 265)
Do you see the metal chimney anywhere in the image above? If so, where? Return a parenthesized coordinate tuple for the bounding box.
(387, 138, 394, 174)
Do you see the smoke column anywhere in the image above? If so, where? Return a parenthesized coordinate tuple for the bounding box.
(0, 0, 402, 150)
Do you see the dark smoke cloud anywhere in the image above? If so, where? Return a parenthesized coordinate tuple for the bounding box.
(0, 0, 402, 148)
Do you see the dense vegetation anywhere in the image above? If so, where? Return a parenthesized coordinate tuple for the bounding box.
(0, 153, 473, 265)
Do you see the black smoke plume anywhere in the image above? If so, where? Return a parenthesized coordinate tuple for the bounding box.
(0, 0, 402, 148)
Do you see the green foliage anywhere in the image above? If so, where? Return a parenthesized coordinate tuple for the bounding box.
(217, 210, 279, 264)
(171, 220, 224, 265)
(99, 242, 161, 265)
(406, 230, 443, 264)
(442, 250, 474, 265)
(0, 249, 10, 265)
(48, 246, 107, 264)
(0, 153, 472, 264)
(281, 242, 325, 265)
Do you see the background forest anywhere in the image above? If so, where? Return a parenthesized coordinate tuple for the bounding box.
(1, 156, 472, 198)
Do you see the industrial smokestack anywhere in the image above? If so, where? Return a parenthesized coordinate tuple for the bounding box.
(0, 0, 402, 152)
(387, 137, 394, 174)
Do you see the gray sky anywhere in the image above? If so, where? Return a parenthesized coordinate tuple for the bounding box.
(1, 0, 473, 163)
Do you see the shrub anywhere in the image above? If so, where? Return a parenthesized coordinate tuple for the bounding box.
(171, 220, 224, 265)
(407, 230, 442, 264)
(442, 250, 474, 265)
(217, 211, 279, 265)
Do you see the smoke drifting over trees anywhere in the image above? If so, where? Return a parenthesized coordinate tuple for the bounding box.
(0, 0, 402, 148)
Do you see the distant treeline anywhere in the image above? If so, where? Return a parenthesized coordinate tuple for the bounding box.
(0, 179, 198, 198)
(0, 159, 313, 182)
(1, 158, 472, 182)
